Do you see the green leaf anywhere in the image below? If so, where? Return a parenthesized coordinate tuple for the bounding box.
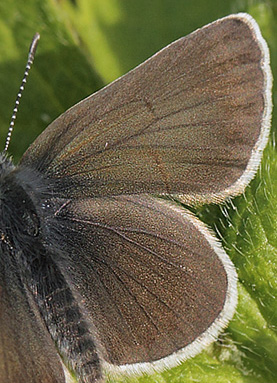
(0, 0, 104, 160)
(0, 1, 276, 382)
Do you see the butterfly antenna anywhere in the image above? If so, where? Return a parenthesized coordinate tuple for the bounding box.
(4, 33, 40, 153)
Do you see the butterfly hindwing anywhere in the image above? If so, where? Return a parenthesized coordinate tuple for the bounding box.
(0, 243, 65, 383)
(43, 194, 237, 374)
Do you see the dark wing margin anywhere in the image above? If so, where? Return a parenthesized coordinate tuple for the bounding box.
(21, 13, 272, 204)
(47, 194, 237, 375)
(0, 248, 65, 383)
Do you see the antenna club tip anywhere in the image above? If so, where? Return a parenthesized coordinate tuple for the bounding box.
(29, 33, 40, 56)
(34, 32, 40, 41)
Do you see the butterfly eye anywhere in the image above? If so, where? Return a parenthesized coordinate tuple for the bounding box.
(22, 209, 40, 237)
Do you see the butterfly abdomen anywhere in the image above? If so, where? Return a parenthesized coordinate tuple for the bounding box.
(0, 158, 103, 382)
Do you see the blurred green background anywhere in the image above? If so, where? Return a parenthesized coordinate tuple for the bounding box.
(0, 1, 276, 382)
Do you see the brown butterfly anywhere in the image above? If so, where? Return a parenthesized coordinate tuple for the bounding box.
(0, 13, 272, 383)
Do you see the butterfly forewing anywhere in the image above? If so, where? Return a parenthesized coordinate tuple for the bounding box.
(21, 14, 271, 204)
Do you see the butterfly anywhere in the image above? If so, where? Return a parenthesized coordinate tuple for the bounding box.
(0, 13, 272, 383)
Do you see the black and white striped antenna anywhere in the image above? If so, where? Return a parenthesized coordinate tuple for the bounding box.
(4, 33, 40, 153)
